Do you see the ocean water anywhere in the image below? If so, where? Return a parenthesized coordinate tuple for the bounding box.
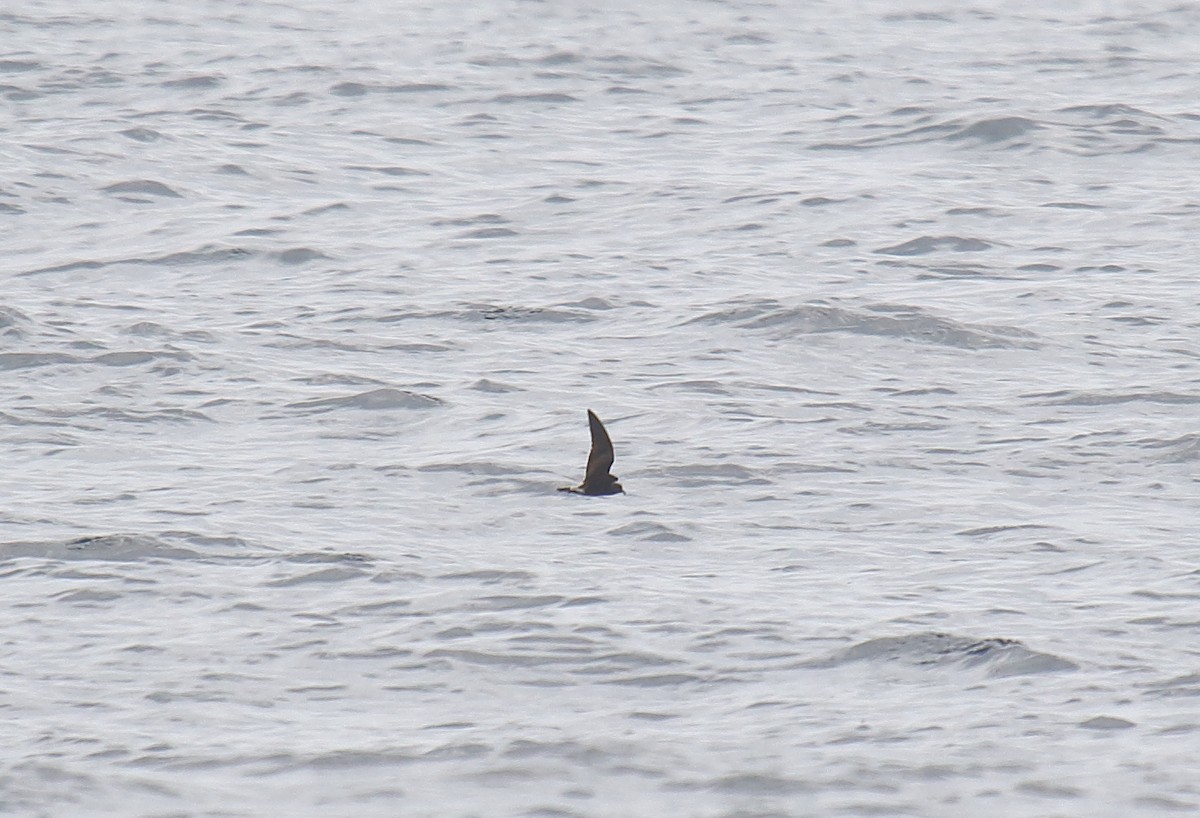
(3, 0, 1200, 815)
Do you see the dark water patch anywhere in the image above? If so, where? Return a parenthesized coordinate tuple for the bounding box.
(726, 31, 773, 45)
(287, 388, 443, 413)
(808, 632, 1077, 677)
(101, 179, 183, 199)
(946, 116, 1040, 143)
(381, 341, 453, 353)
(427, 648, 572, 668)
(295, 372, 385, 387)
(264, 335, 370, 353)
(263, 566, 368, 586)
(0, 534, 216, 562)
(743, 381, 836, 397)
(1140, 433, 1200, 463)
(332, 81, 450, 97)
(281, 550, 373, 566)
(302, 202, 350, 216)
(883, 10, 953, 21)
(684, 300, 790, 326)
(73, 407, 211, 424)
(470, 378, 522, 393)
(185, 107, 245, 123)
(1017, 780, 1084, 798)
(576, 651, 681, 674)
(1043, 391, 1200, 407)
(0, 60, 40, 72)
(431, 213, 508, 227)
(765, 461, 854, 477)
(874, 236, 992, 255)
(383, 304, 596, 324)
(1059, 103, 1156, 119)
(492, 92, 578, 104)
(53, 588, 122, 604)
(1144, 673, 1200, 699)
(23, 245, 252, 276)
(465, 595, 565, 612)
(433, 620, 548, 641)
(91, 349, 193, 366)
(479, 477, 572, 496)
(628, 711, 676, 722)
(679, 772, 813, 795)
(1106, 314, 1166, 326)
(536, 51, 581, 66)
(264, 747, 447, 772)
(274, 247, 329, 265)
(956, 523, 1057, 538)
(1132, 589, 1200, 602)
(346, 164, 430, 177)
(563, 596, 605, 607)
(330, 81, 368, 96)
(1079, 716, 1135, 730)
(913, 263, 1008, 280)
(722, 190, 802, 205)
(418, 461, 522, 477)
(879, 386, 956, 396)
(606, 522, 691, 543)
(810, 119, 962, 151)
(947, 206, 1004, 216)
(3, 85, 38, 102)
(0, 352, 81, 369)
(0, 306, 31, 336)
(852, 419, 946, 433)
(685, 299, 1036, 349)
(161, 75, 222, 90)
(648, 379, 732, 396)
(279, 90, 316, 107)
(594, 56, 685, 78)
(372, 133, 429, 146)
(501, 739, 616, 770)
(439, 570, 537, 584)
(458, 112, 500, 126)
(642, 464, 768, 488)
(119, 127, 163, 141)
(605, 673, 701, 687)
(457, 227, 518, 239)
(28, 144, 77, 156)
(122, 322, 216, 343)
(386, 82, 450, 93)
(1042, 201, 1103, 210)
(811, 114, 1039, 151)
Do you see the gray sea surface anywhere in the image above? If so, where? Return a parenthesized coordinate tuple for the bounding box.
(3, 0, 1200, 816)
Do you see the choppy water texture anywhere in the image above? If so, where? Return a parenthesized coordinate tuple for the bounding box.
(3, 0, 1200, 815)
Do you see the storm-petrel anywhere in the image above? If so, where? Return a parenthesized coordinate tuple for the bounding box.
(558, 409, 624, 495)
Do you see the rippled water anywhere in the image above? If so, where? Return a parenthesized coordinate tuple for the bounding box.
(4, 1, 1200, 815)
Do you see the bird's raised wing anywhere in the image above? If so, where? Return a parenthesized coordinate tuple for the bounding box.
(584, 409, 615, 483)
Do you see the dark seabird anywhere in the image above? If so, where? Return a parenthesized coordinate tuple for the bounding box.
(558, 409, 624, 496)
